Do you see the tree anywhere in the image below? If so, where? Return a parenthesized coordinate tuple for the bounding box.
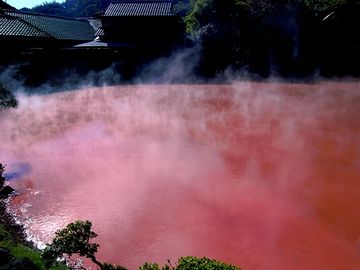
(185, 0, 246, 37)
(303, 0, 347, 11)
(184, 0, 360, 76)
(184, 0, 251, 75)
(0, 83, 18, 110)
(0, 163, 5, 189)
(24, 0, 112, 17)
(184, 0, 290, 38)
(31, 1, 67, 16)
(42, 220, 127, 270)
(172, 0, 191, 16)
(43, 221, 243, 270)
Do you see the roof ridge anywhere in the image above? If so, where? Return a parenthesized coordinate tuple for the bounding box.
(3, 9, 87, 22)
(105, 0, 174, 17)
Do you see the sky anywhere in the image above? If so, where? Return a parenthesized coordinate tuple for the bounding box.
(5, 0, 64, 9)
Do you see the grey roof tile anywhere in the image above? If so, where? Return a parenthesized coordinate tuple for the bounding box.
(95, 27, 104, 37)
(104, 0, 174, 16)
(0, 14, 51, 37)
(3, 10, 94, 40)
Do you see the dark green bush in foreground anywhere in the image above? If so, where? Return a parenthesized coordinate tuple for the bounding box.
(0, 240, 68, 270)
(176, 256, 240, 270)
(139, 257, 241, 270)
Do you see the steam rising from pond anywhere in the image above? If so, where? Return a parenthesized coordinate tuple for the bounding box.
(1, 82, 360, 269)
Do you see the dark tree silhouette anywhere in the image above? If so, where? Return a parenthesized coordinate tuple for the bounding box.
(0, 84, 18, 110)
(42, 220, 127, 270)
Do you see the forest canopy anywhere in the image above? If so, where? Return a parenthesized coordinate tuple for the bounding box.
(21, 0, 112, 17)
(21, 0, 188, 17)
(184, 0, 360, 77)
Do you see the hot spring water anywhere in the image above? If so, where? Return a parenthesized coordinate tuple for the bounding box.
(1, 82, 360, 269)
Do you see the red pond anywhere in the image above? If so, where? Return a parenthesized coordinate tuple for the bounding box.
(1, 82, 360, 270)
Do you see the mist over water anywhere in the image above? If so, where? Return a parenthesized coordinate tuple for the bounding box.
(1, 82, 360, 269)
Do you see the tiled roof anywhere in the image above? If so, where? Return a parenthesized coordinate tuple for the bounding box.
(104, 0, 174, 16)
(95, 27, 104, 37)
(0, 14, 51, 37)
(2, 10, 94, 40)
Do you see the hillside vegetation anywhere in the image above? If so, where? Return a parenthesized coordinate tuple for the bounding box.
(20, 0, 110, 17)
(184, 0, 360, 77)
(21, 0, 188, 17)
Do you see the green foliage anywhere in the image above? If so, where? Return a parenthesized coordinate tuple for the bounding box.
(26, 0, 111, 17)
(183, 0, 360, 76)
(102, 263, 128, 270)
(42, 220, 128, 270)
(303, 0, 347, 11)
(0, 163, 5, 189)
(1, 241, 47, 270)
(0, 84, 18, 110)
(244, 0, 284, 21)
(0, 163, 4, 175)
(0, 225, 11, 241)
(184, 0, 249, 74)
(0, 168, 69, 270)
(22, 0, 355, 18)
(138, 262, 175, 270)
(139, 262, 161, 270)
(0, 241, 69, 270)
(176, 257, 241, 270)
(172, 1, 191, 15)
(139, 257, 240, 270)
(30, 1, 67, 16)
(185, 0, 217, 36)
(42, 220, 100, 267)
(2, 218, 243, 270)
(185, 0, 287, 37)
(185, 0, 354, 37)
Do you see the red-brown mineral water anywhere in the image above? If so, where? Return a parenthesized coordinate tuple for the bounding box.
(1, 82, 360, 269)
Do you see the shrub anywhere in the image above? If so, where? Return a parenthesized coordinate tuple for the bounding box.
(139, 262, 161, 270)
(0, 225, 11, 241)
(139, 257, 241, 270)
(176, 256, 241, 270)
(102, 263, 128, 270)
(0, 241, 69, 270)
(42, 220, 128, 270)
